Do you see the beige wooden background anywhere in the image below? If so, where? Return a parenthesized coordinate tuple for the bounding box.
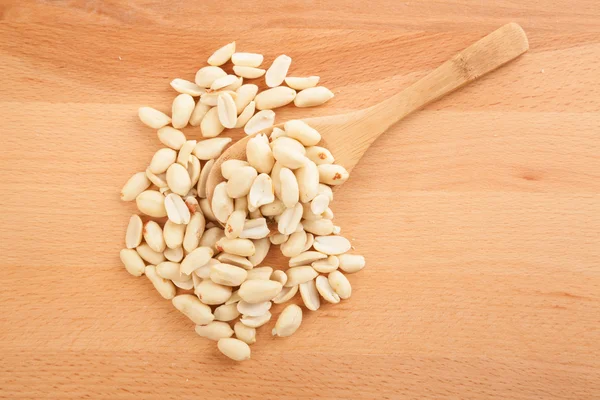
(0, 0, 599, 399)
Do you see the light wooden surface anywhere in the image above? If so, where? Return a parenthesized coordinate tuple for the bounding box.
(1, 1, 599, 399)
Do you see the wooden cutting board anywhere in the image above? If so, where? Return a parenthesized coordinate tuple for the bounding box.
(1, 1, 599, 399)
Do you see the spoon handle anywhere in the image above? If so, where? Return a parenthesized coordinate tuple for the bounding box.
(370, 23, 529, 134)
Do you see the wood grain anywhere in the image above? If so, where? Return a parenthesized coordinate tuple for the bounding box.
(0, 1, 599, 399)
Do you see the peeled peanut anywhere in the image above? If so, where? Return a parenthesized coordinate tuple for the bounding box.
(272, 304, 302, 337)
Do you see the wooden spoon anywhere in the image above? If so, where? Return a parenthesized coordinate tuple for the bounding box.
(207, 23, 528, 201)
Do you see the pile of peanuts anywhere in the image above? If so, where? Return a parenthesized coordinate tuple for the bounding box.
(120, 42, 365, 361)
